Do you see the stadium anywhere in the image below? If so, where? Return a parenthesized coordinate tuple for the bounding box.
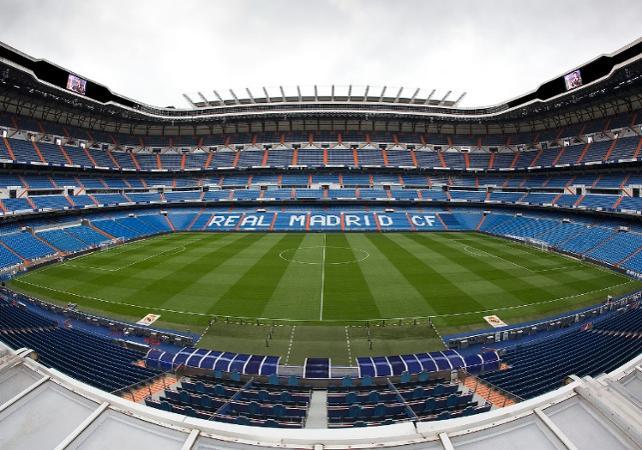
(0, 4, 641, 448)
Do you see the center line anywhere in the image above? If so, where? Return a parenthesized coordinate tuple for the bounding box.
(319, 233, 326, 320)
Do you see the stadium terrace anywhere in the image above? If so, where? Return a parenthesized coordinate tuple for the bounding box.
(0, 36, 640, 449)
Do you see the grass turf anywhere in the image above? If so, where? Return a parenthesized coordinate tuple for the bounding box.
(8, 231, 640, 364)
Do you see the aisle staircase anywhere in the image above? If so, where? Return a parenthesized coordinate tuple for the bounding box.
(125, 366, 179, 403)
(461, 369, 517, 408)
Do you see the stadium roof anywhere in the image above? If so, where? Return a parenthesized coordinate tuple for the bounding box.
(182, 86, 466, 108)
(0, 39, 641, 135)
(1, 343, 640, 449)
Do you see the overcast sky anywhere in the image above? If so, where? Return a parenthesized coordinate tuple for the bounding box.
(1, 0, 641, 108)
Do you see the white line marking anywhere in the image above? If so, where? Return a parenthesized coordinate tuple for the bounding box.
(195, 320, 214, 346)
(423, 280, 637, 318)
(344, 326, 353, 366)
(284, 325, 297, 365)
(278, 246, 369, 265)
(460, 243, 573, 274)
(535, 266, 574, 273)
(475, 233, 627, 277)
(460, 244, 534, 271)
(428, 319, 447, 347)
(12, 278, 213, 316)
(10, 277, 636, 321)
(63, 246, 186, 272)
(319, 234, 326, 320)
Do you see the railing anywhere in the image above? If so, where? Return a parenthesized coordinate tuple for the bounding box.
(0, 287, 195, 346)
(112, 364, 183, 402)
(458, 369, 523, 408)
(448, 289, 642, 349)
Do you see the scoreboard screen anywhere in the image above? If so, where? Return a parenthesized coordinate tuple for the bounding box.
(564, 69, 583, 91)
(66, 74, 87, 95)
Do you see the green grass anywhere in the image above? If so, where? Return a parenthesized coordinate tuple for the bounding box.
(8, 232, 640, 364)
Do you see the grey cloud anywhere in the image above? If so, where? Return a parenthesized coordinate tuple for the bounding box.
(0, 0, 640, 107)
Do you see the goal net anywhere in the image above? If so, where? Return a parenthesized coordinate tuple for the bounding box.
(100, 237, 126, 250)
(523, 238, 550, 252)
(509, 235, 550, 252)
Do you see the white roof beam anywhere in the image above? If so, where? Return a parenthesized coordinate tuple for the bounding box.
(424, 89, 436, 104)
(229, 89, 240, 105)
(0, 376, 49, 413)
(196, 92, 209, 105)
(262, 86, 271, 102)
(53, 402, 110, 450)
(438, 433, 455, 450)
(379, 86, 387, 102)
(453, 91, 467, 106)
(279, 86, 286, 102)
(440, 90, 452, 104)
(245, 88, 255, 104)
(314, 85, 318, 101)
(331, 85, 335, 101)
(182, 94, 198, 108)
(347, 84, 352, 101)
(533, 408, 578, 450)
(409, 88, 420, 103)
(363, 85, 370, 101)
(181, 429, 201, 450)
(297, 85, 302, 102)
(212, 90, 224, 104)
(394, 86, 404, 103)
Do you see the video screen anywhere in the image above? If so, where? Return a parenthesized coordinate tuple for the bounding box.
(564, 69, 583, 91)
(66, 74, 87, 95)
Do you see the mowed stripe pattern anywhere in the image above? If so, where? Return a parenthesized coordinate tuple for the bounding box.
(9, 232, 638, 331)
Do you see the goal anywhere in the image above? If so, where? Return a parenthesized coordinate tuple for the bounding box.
(509, 235, 550, 252)
(524, 238, 550, 252)
(100, 237, 126, 250)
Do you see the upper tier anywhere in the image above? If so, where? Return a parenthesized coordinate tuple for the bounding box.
(2, 38, 641, 135)
(0, 110, 641, 173)
(3, 109, 639, 149)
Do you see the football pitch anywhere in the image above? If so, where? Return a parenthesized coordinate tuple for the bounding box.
(9, 232, 640, 365)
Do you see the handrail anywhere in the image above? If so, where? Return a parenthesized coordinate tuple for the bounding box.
(449, 289, 642, 343)
(110, 365, 178, 400)
(458, 369, 524, 407)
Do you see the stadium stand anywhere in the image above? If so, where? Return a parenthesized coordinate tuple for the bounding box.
(480, 305, 642, 399)
(0, 36, 641, 445)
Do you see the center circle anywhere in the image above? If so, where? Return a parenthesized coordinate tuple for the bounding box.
(279, 246, 369, 265)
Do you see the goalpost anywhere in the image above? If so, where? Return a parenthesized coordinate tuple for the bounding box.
(524, 238, 550, 252)
(509, 235, 550, 252)
(100, 237, 126, 250)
